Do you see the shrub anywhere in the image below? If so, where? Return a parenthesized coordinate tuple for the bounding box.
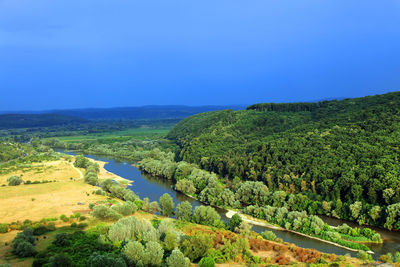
(92, 205, 122, 221)
(49, 253, 73, 267)
(166, 249, 190, 267)
(12, 228, 36, 257)
(87, 252, 126, 267)
(7, 175, 23, 186)
(395, 252, 400, 263)
(380, 253, 393, 263)
(199, 257, 216, 267)
(357, 250, 371, 261)
(33, 225, 50, 235)
(14, 241, 36, 257)
(60, 214, 69, 222)
(77, 223, 88, 229)
(0, 223, 9, 233)
(261, 230, 276, 241)
(112, 201, 137, 216)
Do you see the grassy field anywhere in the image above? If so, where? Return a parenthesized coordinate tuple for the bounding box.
(52, 127, 170, 143)
(0, 157, 125, 224)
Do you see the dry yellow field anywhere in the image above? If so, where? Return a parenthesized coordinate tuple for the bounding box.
(0, 159, 82, 184)
(0, 157, 126, 224)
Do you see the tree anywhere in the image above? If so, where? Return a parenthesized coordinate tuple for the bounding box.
(123, 241, 145, 266)
(7, 175, 23, 186)
(176, 201, 193, 221)
(164, 232, 178, 251)
(181, 233, 213, 262)
(349, 201, 362, 220)
(175, 179, 196, 195)
(160, 193, 174, 217)
(145, 241, 164, 266)
(369, 205, 381, 222)
(149, 201, 160, 214)
(228, 214, 242, 231)
(87, 252, 126, 267)
(74, 155, 89, 168)
(383, 188, 395, 205)
(12, 228, 36, 257)
(49, 253, 73, 267)
(193, 206, 222, 227)
(235, 221, 252, 236)
(166, 249, 190, 267)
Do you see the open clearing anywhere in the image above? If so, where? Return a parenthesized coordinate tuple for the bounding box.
(0, 157, 124, 224)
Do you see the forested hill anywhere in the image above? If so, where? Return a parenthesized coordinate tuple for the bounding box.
(168, 91, 400, 226)
(0, 114, 88, 129)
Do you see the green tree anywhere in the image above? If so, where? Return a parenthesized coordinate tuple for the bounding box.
(166, 249, 190, 267)
(160, 193, 174, 217)
(176, 201, 193, 221)
(49, 253, 73, 267)
(228, 214, 242, 231)
(193, 206, 223, 227)
(7, 175, 23, 186)
(181, 233, 213, 262)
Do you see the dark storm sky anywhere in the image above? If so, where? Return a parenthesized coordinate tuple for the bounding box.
(1, 0, 400, 110)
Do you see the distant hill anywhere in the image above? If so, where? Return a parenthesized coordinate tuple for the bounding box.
(0, 105, 245, 120)
(0, 114, 88, 129)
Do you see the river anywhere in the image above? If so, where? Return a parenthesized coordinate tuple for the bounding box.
(59, 150, 399, 259)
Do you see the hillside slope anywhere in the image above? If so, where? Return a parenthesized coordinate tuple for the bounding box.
(168, 92, 400, 228)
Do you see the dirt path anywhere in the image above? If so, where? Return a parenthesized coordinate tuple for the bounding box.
(70, 162, 83, 179)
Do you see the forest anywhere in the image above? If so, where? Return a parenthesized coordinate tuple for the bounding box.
(167, 92, 400, 230)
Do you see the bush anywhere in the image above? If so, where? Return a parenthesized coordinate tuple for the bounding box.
(166, 249, 190, 267)
(87, 252, 126, 267)
(199, 257, 216, 267)
(357, 250, 371, 261)
(0, 223, 9, 233)
(7, 175, 23, 186)
(380, 253, 393, 263)
(60, 214, 69, 222)
(261, 230, 276, 241)
(112, 201, 137, 216)
(12, 228, 36, 257)
(49, 253, 73, 267)
(92, 205, 122, 221)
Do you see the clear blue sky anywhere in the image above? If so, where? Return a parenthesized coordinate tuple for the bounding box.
(1, 0, 399, 110)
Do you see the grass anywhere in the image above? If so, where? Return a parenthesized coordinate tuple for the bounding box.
(52, 127, 170, 143)
(0, 157, 126, 224)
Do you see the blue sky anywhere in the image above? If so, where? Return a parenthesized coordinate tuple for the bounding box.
(0, 0, 399, 110)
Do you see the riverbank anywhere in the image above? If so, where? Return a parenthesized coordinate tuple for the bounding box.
(225, 209, 374, 255)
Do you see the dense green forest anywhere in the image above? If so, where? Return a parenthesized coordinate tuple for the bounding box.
(167, 92, 400, 229)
